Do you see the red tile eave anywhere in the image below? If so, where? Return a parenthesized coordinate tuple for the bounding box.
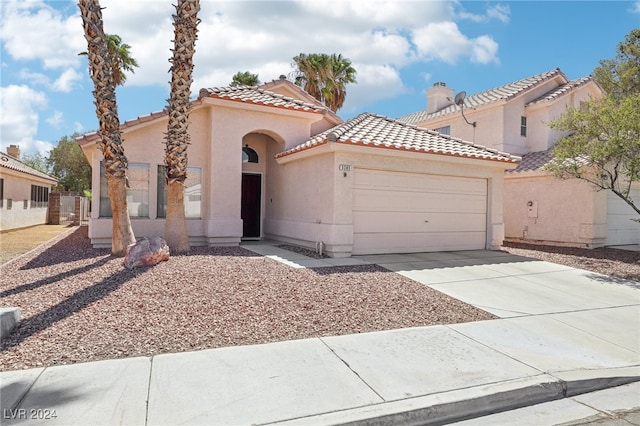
(206, 94, 325, 114)
(0, 163, 58, 183)
(77, 101, 203, 146)
(277, 139, 519, 164)
(274, 139, 329, 159)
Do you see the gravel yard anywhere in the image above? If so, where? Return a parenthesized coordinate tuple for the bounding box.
(501, 242, 640, 281)
(0, 227, 495, 371)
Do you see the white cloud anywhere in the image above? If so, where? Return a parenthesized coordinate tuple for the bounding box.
(18, 69, 50, 86)
(412, 22, 499, 65)
(53, 68, 83, 92)
(487, 4, 511, 23)
(470, 36, 500, 64)
(0, 85, 52, 156)
(95, 0, 499, 98)
(340, 63, 406, 113)
(0, 0, 84, 70)
(631, 2, 640, 13)
(46, 111, 64, 128)
(457, 3, 511, 23)
(412, 22, 472, 64)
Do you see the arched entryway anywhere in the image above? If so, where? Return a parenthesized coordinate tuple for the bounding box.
(241, 131, 284, 240)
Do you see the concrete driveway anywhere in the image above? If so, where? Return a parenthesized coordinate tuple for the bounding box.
(356, 250, 639, 318)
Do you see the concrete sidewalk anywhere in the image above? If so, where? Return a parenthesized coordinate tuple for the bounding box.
(1, 249, 639, 425)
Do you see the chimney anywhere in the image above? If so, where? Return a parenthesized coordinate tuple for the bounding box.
(7, 144, 20, 159)
(426, 82, 454, 114)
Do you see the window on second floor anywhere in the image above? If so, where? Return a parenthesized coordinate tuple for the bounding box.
(433, 125, 451, 135)
(520, 116, 527, 137)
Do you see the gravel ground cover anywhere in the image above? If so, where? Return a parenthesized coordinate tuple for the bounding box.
(502, 242, 640, 281)
(0, 227, 495, 371)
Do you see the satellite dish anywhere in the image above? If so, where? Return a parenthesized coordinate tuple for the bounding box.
(454, 91, 466, 106)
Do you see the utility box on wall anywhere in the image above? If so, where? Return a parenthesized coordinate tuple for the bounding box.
(527, 200, 538, 218)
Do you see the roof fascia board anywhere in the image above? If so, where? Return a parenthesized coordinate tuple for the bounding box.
(277, 139, 519, 170)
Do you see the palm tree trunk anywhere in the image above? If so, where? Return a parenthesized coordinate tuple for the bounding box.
(164, 0, 200, 253)
(79, 0, 135, 256)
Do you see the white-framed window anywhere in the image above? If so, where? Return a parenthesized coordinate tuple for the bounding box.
(157, 165, 202, 219)
(434, 125, 450, 135)
(520, 116, 527, 137)
(99, 162, 149, 218)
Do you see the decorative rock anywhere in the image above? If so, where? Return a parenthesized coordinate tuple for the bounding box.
(0, 307, 21, 340)
(124, 237, 170, 269)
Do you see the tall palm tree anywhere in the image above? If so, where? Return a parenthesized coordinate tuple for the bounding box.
(163, 0, 200, 253)
(78, 0, 135, 256)
(292, 53, 357, 112)
(230, 71, 260, 87)
(79, 34, 139, 87)
(323, 53, 357, 113)
(105, 34, 139, 86)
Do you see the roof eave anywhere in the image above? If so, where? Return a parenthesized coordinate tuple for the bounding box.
(277, 138, 520, 168)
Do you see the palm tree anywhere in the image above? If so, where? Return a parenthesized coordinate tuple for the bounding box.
(78, 0, 135, 256)
(163, 0, 200, 253)
(230, 71, 260, 87)
(323, 54, 357, 113)
(292, 53, 357, 112)
(79, 34, 139, 87)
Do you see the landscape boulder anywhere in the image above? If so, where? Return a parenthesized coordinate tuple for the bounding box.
(124, 236, 170, 269)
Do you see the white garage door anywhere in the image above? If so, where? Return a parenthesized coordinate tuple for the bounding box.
(605, 188, 640, 246)
(352, 169, 487, 255)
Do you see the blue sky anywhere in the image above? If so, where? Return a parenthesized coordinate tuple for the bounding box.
(1, 0, 639, 157)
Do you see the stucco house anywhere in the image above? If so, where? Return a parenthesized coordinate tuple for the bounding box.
(0, 145, 58, 231)
(399, 68, 639, 248)
(77, 78, 519, 256)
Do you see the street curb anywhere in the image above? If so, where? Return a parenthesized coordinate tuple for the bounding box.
(270, 371, 640, 425)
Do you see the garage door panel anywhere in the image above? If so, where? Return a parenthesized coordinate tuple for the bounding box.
(352, 169, 488, 254)
(354, 170, 486, 194)
(353, 189, 486, 213)
(353, 211, 486, 233)
(352, 232, 486, 255)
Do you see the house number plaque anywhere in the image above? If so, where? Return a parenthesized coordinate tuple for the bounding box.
(338, 164, 352, 171)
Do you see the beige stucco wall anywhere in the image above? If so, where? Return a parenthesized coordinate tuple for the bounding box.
(0, 168, 55, 231)
(273, 143, 514, 256)
(504, 172, 606, 247)
(81, 101, 325, 247)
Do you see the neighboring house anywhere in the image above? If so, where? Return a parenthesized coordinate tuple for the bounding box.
(77, 77, 519, 256)
(399, 68, 639, 248)
(0, 145, 58, 231)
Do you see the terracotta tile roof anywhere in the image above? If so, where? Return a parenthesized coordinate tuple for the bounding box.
(0, 151, 58, 182)
(198, 86, 328, 114)
(277, 113, 520, 164)
(77, 85, 326, 146)
(507, 149, 553, 173)
(526, 76, 594, 105)
(398, 68, 566, 124)
(507, 147, 594, 174)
